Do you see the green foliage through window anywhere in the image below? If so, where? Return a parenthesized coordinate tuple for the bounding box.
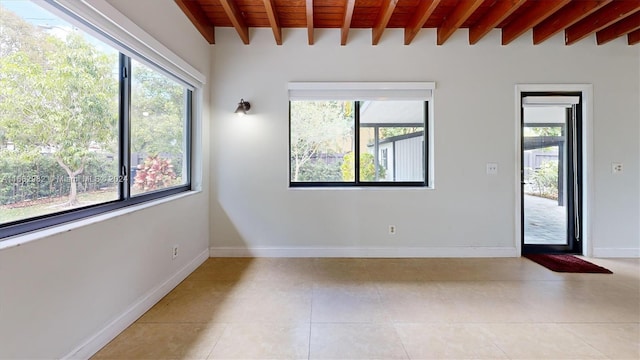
(341, 152, 386, 181)
(0, 2, 191, 236)
(528, 161, 559, 199)
(289, 99, 427, 185)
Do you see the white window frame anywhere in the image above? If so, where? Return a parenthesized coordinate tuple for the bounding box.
(288, 82, 436, 188)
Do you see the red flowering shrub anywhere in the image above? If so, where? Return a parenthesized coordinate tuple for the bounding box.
(134, 155, 177, 191)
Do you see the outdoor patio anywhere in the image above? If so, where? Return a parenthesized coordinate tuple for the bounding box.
(524, 194, 567, 245)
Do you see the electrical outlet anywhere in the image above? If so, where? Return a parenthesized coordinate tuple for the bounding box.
(486, 162, 498, 175)
(388, 225, 396, 235)
(612, 162, 623, 174)
(172, 245, 179, 259)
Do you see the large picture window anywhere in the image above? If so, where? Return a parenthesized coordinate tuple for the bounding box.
(289, 83, 433, 187)
(0, 1, 194, 239)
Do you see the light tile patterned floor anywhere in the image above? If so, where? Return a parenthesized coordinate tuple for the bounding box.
(92, 257, 640, 359)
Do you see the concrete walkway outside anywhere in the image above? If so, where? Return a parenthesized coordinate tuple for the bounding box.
(524, 194, 567, 245)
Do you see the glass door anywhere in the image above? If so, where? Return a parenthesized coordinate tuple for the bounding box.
(521, 94, 582, 254)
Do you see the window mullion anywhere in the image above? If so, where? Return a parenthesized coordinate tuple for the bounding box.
(373, 125, 380, 181)
(185, 90, 193, 188)
(424, 101, 429, 184)
(119, 54, 132, 199)
(354, 101, 360, 184)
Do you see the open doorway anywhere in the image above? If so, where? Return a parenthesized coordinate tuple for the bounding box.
(521, 93, 583, 255)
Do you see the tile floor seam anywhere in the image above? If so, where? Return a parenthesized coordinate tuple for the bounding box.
(392, 323, 416, 360)
(490, 339, 513, 360)
(559, 322, 638, 359)
(137, 321, 220, 324)
(203, 322, 228, 360)
(308, 292, 314, 360)
(306, 321, 312, 360)
(494, 322, 613, 360)
(559, 326, 610, 360)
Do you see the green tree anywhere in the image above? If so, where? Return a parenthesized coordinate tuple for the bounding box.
(0, 6, 53, 60)
(290, 101, 352, 181)
(379, 127, 422, 139)
(341, 152, 386, 181)
(131, 62, 185, 158)
(0, 9, 117, 206)
(296, 160, 342, 182)
(530, 161, 559, 199)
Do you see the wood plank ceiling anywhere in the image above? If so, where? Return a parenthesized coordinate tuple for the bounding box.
(175, 0, 640, 46)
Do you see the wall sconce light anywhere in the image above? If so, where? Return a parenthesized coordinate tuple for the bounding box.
(234, 99, 251, 116)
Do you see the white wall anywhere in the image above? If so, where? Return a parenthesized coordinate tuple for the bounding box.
(210, 27, 639, 257)
(0, 0, 211, 358)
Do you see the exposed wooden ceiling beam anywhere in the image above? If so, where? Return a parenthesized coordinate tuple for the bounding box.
(176, 0, 640, 47)
(404, 0, 441, 45)
(565, 1, 640, 45)
(306, 0, 314, 45)
(174, 0, 215, 44)
(629, 28, 640, 45)
(372, 0, 398, 45)
(502, 0, 570, 45)
(219, 0, 249, 44)
(341, 0, 356, 46)
(533, 0, 611, 45)
(263, 0, 282, 45)
(469, 0, 526, 45)
(596, 11, 640, 45)
(437, 0, 484, 45)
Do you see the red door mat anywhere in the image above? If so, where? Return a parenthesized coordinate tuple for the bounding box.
(524, 254, 613, 274)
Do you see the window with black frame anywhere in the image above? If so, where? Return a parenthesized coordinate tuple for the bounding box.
(0, 1, 192, 239)
(289, 93, 429, 187)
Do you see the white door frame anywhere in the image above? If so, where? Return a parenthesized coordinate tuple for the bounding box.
(514, 84, 594, 256)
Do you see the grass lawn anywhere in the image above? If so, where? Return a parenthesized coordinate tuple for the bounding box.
(0, 190, 119, 224)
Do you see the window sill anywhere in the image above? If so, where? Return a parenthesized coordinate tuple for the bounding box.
(0, 191, 200, 252)
(288, 186, 434, 191)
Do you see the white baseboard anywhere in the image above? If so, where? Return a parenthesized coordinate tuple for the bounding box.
(62, 248, 209, 360)
(592, 248, 640, 258)
(209, 246, 519, 258)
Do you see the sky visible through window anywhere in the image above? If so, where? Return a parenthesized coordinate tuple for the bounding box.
(2, 1, 65, 27)
(2, 0, 113, 53)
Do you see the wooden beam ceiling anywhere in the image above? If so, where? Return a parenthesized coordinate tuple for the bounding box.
(565, 1, 640, 45)
(306, 0, 314, 45)
(437, 0, 484, 45)
(372, 0, 398, 45)
(596, 10, 640, 45)
(174, 0, 215, 44)
(404, 0, 442, 45)
(175, 0, 640, 47)
(629, 28, 640, 45)
(502, 0, 571, 45)
(533, 0, 612, 45)
(263, 0, 282, 45)
(469, 0, 526, 45)
(219, 0, 250, 44)
(341, 0, 356, 46)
